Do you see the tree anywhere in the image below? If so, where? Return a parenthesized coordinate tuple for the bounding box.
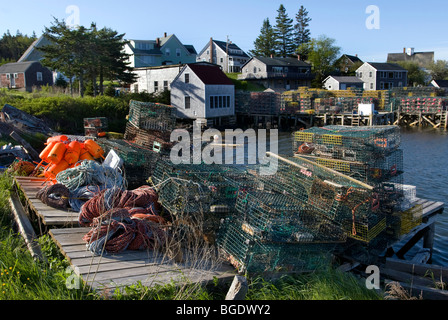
(273, 4, 294, 58)
(250, 18, 276, 57)
(0, 30, 36, 63)
(427, 60, 448, 80)
(294, 5, 311, 61)
(298, 35, 341, 87)
(396, 61, 427, 86)
(40, 18, 136, 97)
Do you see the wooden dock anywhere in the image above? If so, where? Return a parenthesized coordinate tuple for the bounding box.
(12, 176, 235, 293)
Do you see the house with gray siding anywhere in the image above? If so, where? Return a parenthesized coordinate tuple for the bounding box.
(170, 63, 235, 125)
(238, 56, 313, 92)
(197, 38, 250, 73)
(323, 76, 364, 90)
(356, 62, 408, 90)
(0, 61, 53, 92)
(124, 33, 197, 68)
(387, 48, 434, 68)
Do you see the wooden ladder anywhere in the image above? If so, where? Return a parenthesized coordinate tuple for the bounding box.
(441, 111, 448, 129)
(352, 115, 360, 126)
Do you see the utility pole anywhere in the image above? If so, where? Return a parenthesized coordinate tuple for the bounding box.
(226, 35, 230, 73)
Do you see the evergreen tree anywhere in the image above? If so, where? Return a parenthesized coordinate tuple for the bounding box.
(294, 5, 312, 60)
(250, 18, 276, 57)
(273, 4, 294, 58)
(0, 30, 36, 62)
(40, 18, 135, 97)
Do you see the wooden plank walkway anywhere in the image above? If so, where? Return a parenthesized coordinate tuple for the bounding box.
(13, 175, 235, 292)
(14, 176, 78, 227)
(49, 228, 235, 292)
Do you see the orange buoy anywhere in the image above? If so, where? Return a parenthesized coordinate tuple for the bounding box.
(46, 135, 68, 145)
(64, 141, 81, 165)
(44, 159, 69, 180)
(39, 141, 57, 162)
(47, 142, 67, 164)
(79, 148, 95, 161)
(84, 139, 105, 159)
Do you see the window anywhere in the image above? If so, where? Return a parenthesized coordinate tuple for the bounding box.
(210, 96, 214, 109)
(6, 74, 10, 79)
(165, 48, 170, 56)
(219, 96, 223, 108)
(227, 96, 230, 108)
(370, 83, 374, 90)
(13, 73, 18, 79)
(369, 72, 373, 78)
(185, 96, 190, 109)
(37, 72, 43, 82)
(185, 73, 190, 83)
(154, 81, 158, 92)
(176, 48, 181, 57)
(359, 72, 363, 78)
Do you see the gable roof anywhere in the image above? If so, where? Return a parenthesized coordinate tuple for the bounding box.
(325, 76, 364, 83)
(18, 35, 52, 62)
(0, 61, 40, 73)
(186, 63, 233, 85)
(197, 39, 249, 58)
(365, 62, 407, 71)
(213, 40, 249, 58)
(339, 54, 363, 64)
(245, 56, 311, 68)
(431, 79, 448, 88)
(387, 51, 434, 67)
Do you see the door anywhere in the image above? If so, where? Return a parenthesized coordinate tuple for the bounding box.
(10, 74, 15, 88)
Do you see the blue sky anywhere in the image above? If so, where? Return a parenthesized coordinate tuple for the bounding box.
(1, 0, 448, 62)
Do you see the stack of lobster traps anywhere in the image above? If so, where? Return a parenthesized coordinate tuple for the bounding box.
(124, 100, 176, 154)
(290, 125, 422, 244)
(150, 159, 260, 244)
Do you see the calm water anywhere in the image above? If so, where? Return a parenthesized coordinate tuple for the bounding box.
(277, 127, 448, 266)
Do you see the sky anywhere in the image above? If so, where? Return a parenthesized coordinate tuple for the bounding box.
(1, 0, 448, 62)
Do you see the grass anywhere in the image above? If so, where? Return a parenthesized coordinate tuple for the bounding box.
(226, 73, 266, 92)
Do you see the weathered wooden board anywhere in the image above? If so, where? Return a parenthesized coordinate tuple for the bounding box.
(14, 176, 79, 226)
(49, 228, 235, 291)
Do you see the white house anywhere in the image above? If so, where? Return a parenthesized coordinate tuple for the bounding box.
(323, 76, 364, 90)
(170, 63, 235, 125)
(196, 38, 250, 73)
(130, 64, 183, 93)
(356, 62, 408, 90)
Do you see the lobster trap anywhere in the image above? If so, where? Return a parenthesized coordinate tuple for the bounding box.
(292, 125, 401, 163)
(127, 100, 176, 132)
(98, 139, 161, 188)
(387, 203, 423, 239)
(217, 217, 339, 273)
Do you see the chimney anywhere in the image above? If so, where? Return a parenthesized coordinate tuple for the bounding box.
(164, 32, 167, 38)
(156, 38, 160, 47)
(209, 37, 213, 63)
(403, 48, 406, 53)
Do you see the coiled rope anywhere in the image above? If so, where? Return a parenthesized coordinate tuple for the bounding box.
(56, 160, 125, 192)
(36, 183, 70, 209)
